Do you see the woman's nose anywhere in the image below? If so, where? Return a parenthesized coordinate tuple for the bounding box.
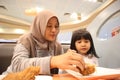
(51, 27, 56, 32)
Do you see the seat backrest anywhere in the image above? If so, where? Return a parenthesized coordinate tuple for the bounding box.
(0, 43, 70, 74)
(0, 43, 16, 74)
(62, 44, 70, 52)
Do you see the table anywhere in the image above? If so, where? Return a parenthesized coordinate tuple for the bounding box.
(53, 67, 120, 80)
(53, 74, 79, 80)
(53, 73, 120, 80)
(1, 73, 120, 80)
(1, 67, 120, 80)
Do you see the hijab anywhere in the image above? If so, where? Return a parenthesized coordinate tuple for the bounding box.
(17, 10, 62, 57)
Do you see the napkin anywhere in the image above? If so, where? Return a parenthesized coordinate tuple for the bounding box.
(35, 75, 52, 80)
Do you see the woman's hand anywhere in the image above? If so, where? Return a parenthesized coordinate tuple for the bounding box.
(51, 49, 85, 72)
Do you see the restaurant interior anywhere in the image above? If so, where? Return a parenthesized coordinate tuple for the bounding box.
(0, 0, 120, 80)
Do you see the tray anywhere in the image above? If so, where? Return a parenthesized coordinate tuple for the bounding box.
(66, 67, 120, 80)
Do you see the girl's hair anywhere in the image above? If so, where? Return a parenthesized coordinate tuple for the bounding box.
(70, 29, 99, 58)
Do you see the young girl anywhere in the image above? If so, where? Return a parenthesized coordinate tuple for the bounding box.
(70, 29, 99, 66)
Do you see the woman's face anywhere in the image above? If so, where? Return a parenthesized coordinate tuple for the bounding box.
(44, 17, 59, 41)
(75, 38, 91, 55)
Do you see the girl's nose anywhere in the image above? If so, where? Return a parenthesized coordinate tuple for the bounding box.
(81, 42, 85, 46)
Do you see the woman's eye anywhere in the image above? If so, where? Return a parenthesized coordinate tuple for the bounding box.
(47, 25, 52, 28)
(55, 25, 59, 28)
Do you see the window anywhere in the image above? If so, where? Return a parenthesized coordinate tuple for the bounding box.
(98, 11, 120, 40)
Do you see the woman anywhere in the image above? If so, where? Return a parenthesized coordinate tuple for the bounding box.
(2, 10, 85, 75)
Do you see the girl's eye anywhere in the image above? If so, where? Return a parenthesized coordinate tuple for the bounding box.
(77, 41, 81, 43)
(85, 40, 89, 43)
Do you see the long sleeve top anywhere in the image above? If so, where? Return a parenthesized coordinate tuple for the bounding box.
(83, 55, 99, 66)
(3, 43, 61, 75)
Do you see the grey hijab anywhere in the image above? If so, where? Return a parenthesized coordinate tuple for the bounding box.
(18, 10, 62, 57)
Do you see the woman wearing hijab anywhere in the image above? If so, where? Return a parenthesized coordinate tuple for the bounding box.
(2, 10, 85, 75)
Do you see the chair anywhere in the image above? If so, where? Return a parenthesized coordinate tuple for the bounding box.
(0, 43, 16, 74)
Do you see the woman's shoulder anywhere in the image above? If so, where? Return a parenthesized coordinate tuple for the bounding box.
(14, 43, 27, 50)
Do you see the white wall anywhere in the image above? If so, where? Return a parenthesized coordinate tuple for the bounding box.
(87, 0, 120, 68)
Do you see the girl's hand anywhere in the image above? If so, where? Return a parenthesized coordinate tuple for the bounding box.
(51, 49, 85, 72)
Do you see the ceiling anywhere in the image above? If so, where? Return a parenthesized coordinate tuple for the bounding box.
(0, 0, 107, 24)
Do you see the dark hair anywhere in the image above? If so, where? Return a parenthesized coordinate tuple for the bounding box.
(70, 29, 99, 58)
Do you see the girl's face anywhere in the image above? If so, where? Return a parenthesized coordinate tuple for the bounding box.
(44, 17, 59, 41)
(75, 38, 91, 55)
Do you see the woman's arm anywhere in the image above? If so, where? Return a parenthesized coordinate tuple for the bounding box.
(50, 49, 85, 72)
(5, 43, 51, 74)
